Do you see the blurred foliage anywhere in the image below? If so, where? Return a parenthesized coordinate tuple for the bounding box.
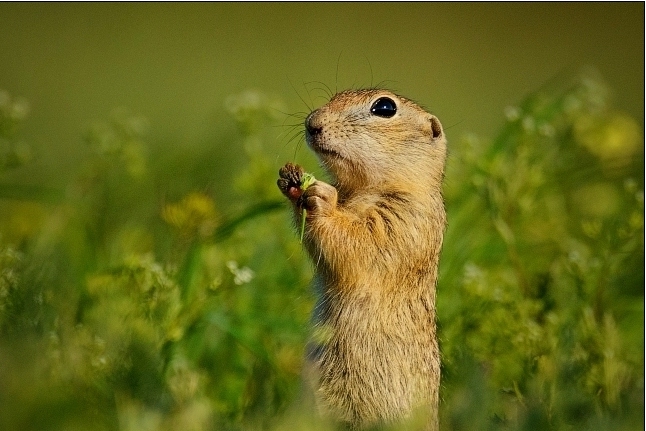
(0, 89, 32, 172)
(439, 70, 643, 431)
(0, 71, 643, 431)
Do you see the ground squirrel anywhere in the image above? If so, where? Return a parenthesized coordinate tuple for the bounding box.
(277, 89, 446, 430)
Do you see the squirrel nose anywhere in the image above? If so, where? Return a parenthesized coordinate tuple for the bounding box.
(305, 111, 322, 136)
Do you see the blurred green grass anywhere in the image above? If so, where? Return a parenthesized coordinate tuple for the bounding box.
(0, 71, 643, 431)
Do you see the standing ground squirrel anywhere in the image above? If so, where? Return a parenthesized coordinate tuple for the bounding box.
(277, 89, 446, 430)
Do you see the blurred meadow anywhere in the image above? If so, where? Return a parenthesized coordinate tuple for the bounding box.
(0, 3, 643, 431)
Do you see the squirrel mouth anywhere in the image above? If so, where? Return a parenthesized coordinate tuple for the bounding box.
(305, 133, 339, 158)
(305, 112, 338, 157)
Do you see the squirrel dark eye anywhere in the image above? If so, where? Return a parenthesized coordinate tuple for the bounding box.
(370, 97, 397, 118)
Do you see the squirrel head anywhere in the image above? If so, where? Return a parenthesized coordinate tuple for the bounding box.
(305, 89, 446, 195)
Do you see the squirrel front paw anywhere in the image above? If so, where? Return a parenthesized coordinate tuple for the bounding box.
(302, 181, 338, 216)
(277, 162, 304, 202)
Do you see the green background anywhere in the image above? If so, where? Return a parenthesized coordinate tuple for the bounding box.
(0, 3, 643, 182)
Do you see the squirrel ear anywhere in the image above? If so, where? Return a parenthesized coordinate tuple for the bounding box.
(429, 115, 443, 140)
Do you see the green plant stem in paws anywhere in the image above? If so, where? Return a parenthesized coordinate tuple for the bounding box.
(299, 173, 316, 243)
(300, 209, 307, 243)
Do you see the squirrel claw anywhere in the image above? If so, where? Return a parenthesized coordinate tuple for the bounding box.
(302, 181, 338, 215)
(278, 163, 304, 201)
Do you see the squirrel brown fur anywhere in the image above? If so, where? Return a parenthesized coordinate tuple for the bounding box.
(277, 89, 447, 430)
